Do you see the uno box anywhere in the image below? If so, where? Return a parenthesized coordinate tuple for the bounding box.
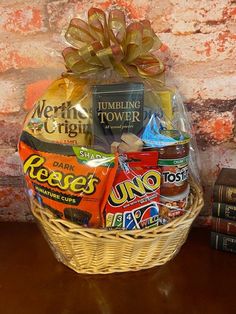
(105, 151, 161, 230)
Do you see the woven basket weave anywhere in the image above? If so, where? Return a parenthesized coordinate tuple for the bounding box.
(32, 178, 203, 274)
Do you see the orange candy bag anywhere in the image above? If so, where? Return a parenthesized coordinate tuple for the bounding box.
(19, 131, 118, 228)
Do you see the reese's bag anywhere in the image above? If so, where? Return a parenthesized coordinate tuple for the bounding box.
(19, 131, 118, 228)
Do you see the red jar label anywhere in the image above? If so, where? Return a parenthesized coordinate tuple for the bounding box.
(158, 156, 189, 196)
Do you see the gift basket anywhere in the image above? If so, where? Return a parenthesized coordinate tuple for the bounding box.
(18, 8, 203, 274)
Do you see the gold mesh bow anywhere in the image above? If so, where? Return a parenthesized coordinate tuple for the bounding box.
(63, 7, 165, 83)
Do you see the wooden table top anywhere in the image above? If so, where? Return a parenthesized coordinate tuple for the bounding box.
(0, 222, 235, 314)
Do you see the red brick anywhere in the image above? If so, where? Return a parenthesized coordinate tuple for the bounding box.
(166, 0, 235, 34)
(198, 144, 236, 184)
(23, 80, 53, 111)
(0, 5, 47, 34)
(193, 111, 234, 144)
(0, 187, 25, 207)
(159, 32, 236, 64)
(0, 79, 23, 113)
(47, 0, 151, 32)
(0, 120, 22, 148)
(45, 0, 235, 36)
(47, 0, 75, 31)
(100, 0, 150, 18)
(167, 69, 236, 101)
(0, 49, 36, 72)
(0, 69, 63, 116)
(0, 35, 65, 73)
(147, 1, 172, 33)
(0, 148, 22, 177)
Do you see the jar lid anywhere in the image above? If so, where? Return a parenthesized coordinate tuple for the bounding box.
(160, 130, 190, 145)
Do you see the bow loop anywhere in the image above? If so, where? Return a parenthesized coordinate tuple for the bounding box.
(88, 8, 109, 46)
(65, 18, 96, 48)
(108, 9, 126, 45)
(125, 22, 143, 63)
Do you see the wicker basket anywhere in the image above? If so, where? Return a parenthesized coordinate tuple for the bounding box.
(32, 178, 203, 274)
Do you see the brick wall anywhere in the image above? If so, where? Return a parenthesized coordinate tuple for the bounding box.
(0, 0, 235, 223)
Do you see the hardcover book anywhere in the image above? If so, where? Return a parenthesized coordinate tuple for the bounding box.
(212, 217, 236, 236)
(92, 82, 144, 151)
(213, 168, 236, 204)
(211, 232, 236, 254)
(212, 202, 236, 220)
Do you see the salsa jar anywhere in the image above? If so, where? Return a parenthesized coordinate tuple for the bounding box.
(158, 131, 190, 197)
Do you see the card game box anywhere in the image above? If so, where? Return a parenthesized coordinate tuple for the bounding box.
(105, 151, 162, 230)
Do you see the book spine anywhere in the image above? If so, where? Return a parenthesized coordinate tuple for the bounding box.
(212, 218, 236, 236)
(211, 232, 236, 253)
(213, 185, 236, 204)
(212, 202, 236, 220)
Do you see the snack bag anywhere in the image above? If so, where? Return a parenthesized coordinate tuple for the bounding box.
(19, 131, 118, 228)
(105, 151, 162, 229)
(24, 75, 92, 146)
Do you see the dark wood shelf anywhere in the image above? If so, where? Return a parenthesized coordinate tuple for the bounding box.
(0, 223, 235, 314)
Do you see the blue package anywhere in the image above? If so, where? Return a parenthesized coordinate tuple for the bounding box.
(141, 114, 177, 148)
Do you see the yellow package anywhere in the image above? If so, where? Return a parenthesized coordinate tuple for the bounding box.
(24, 75, 92, 146)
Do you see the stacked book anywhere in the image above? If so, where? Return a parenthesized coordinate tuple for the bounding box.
(211, 168, 236, 253)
